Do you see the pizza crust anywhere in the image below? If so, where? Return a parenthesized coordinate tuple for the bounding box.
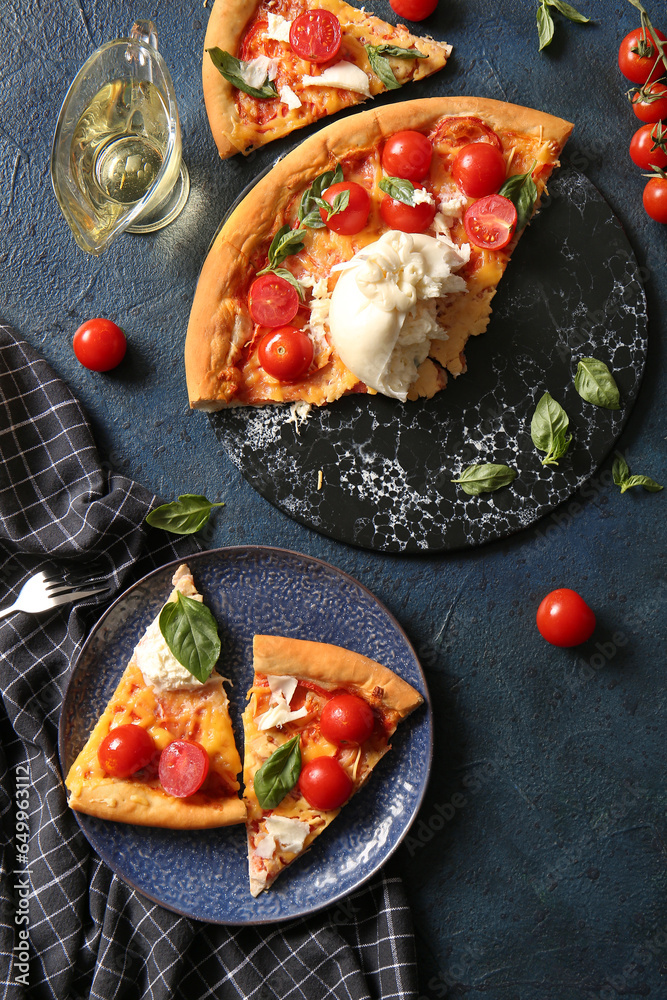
(185, 97, 573, 410)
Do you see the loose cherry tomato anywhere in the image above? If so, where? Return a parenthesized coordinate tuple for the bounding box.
(320, 181, 371, 235)
(158, 739, 209, 798)
(289, 10, 341, 63)
(257, 326, 313, 381)
(463, 194, 517, 250)
(631, 81, 667, 123)
(73, 318, 126, 372)
(536, 589, 596, 648)
(643, 176, 667, 222)
(320, 693, 375, 745)
(380, 189, 436, 232)
(452, 142, 507, 198)
(618, 26, 667, 85)
(298, 755, 353, 810)
(629, 122, 667, 170)
(389, 0, 438, 21)
(248, 273, 299, 328)
(381, 131, 433, 181)
(97, 725, 154, 778)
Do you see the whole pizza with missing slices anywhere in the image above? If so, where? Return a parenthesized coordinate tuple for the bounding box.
(185, 97, 573, 411)
(203, 0, 452, 158)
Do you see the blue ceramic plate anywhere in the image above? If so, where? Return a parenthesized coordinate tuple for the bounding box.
(59, 546, 432, 924)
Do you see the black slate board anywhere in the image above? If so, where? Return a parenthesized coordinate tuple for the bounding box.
(210, 169, 648, 553)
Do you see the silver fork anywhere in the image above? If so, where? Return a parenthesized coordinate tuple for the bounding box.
(0, 570, 110, 619)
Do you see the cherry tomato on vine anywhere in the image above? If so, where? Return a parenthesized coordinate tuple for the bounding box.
(536, 589, 596, 648)
(643, 176, 667, 222)
(320, 181, 371, 234)
(463, 194, 517, 250)
(257, 326, 313, 381)
(381, 131, 433, 181)
(97, 725, 154, 778)
(320, 693, 375, 745)
(629, 122, 667, 170)
(389, 0, 438, 21)
(631, 81, 667, 123)
(380, 189, 436, 232)
(158, 740, 209, 798)
(248, 273, 299, 327)
(452, 142, 507, 198)
(289, 10, 341, 63)
(618, 26, 667, 85)
(298, 755, 353, 810)
(73, 318, 126, 372)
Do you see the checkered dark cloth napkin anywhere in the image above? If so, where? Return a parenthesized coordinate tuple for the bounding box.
(0, 325, 418, 1000)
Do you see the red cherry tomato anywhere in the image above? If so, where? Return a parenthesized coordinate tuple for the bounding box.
(298, 756, 353, 810)
(320, 693, 375, 745)
(158, 739, 210, 798)
(452, 142, 507, 198)
(631, 81, 667, 123)
(73, 318, 127, 372)
(536, 589, 596, 648)
(381, 131, 433, 181)
(629, 122, 667, 170)
(248, 273, 299, 328)
(389, 0, 438, 21)
(289, 10, 341, 63)
(463, 194, 517, 250)
(618, 26, 667, 85)
(380, 189, 436, 232)
(97, 725, 154, 778)
(320, 181, 371, 235)
(643, 176, 667, 222)
(257, 326, 313, 381)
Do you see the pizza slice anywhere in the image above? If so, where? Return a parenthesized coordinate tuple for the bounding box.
(65, 565, 246, 829)
(203, 0, 452, 159)
(185, 97, 573, 410)
(242, 634, 424, 895)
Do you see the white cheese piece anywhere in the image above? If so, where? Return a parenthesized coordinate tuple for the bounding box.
(279, 84, 302, 110)
(302, 61, 371, 97)
(255, 673, 308, 729)
(265, 13, 292, 41)
(438, 191, 467, 216)
(135, 615, 205, 693)
(266, 815, 311, 854)
(236, 56, 279, 90)
(328, 230, 470, 401)
(411, 188, 436, 206)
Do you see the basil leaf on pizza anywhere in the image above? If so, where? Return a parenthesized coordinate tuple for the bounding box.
(379, 176, 417, 206)
(207, 48, 278, 99)
(498, 163, 538, 231)
(159, 593, 221, 683)
(253, 735, 302, 809)
(366, 45, 428, 90)
(299, 163, 344, 228)
(146, 494, 225, 534)
(256, 226, 306, 295)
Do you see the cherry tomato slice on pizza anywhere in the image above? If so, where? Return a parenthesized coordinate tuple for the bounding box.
(452, 142, 507, 198)
(381, 131, 433, 181)
(158, 739, 210, 798)
(320, 181, 371, 234)
(536, 589, 596, 647)
(631, 81, 667, 123)
(97, 724, 155, 778)
(298, 755, 353, 810)
(320, 693, 375, 745)
(73, 318, 127, 372)
(289, 10, 342, 64)
(248, 273, 299, 327)
(380, 189, 436, 232)
(258, 326, 314, 381)
(463, 194, 517, 250)
(618, 27, 667, 85)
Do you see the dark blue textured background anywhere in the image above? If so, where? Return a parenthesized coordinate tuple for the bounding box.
(1, 0, 665, 997)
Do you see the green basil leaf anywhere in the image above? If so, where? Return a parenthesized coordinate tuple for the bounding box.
(531, 391, 572, 466)
(498, 164, 538, 231)
(365, 45, 402, 90)
(298, 163, 344, 224)
(574, 358, 621, 409)
(537, 3, 555, 49)
(159, 593, 221, 683)
(253, 735, 302, 809)
(270, 267, 305, 300)
(146, 494, 224, 534)
(263, 224, 306, 270)
(451, 463, 518, 496)
(207, 48, 278, 99)
(546, 0, 591, 24)
(619, 475, 664, 493)
(612, 453, 630, 486)
(379, 176, 416, 205)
